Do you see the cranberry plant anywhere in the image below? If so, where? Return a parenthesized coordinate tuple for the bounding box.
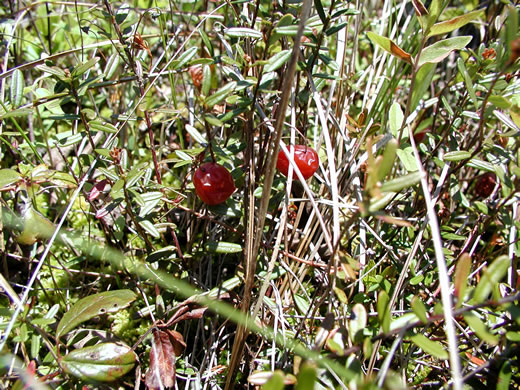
(0, 0, 519, 388)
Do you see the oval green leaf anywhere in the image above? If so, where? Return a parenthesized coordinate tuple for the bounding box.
(89, 120, 118, 134)
(380, 171, 421, 193)
(205, 81, 237, 107)
(264, 50, 292, 73)
(472, 255, 509, 303)
(377, 290, 390, 333)
(409, 333, 448, 360)
(173, 47, 197, 70)
(442, 150, 472, 161)
(224, 27, 263, 39)
(60, 342, 136, 382)
(417, 36, 472, 68)
(205, 241, 242, 254)
(366, 32, 412, 63)
(56, 290, 137, 339)
(10, 69, 24, 108)
(411, 296, 428, 324)
(72, 57, 100, 78)
(463, 311, 499, 345)
(428, 10, 484, 37)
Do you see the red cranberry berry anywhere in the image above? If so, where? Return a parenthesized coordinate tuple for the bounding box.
(474, 172, 498, 198)
(277, 145, 319, 180)
(193, 163, 236, 205)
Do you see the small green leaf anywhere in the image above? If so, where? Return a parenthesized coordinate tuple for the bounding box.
(274, 25, 313, 36)
(443, 150, 472, 161)
(464, 311, 499, 345)
(0, 169, 22, 189)
(104, 54, 120, 80)
(56, 290, 137, 339)
(72, 57, 100, 78)
(396, 147, 418, 172)
(173, 47, 198, 70)
(201, 64, 212, 96)
(269, 14, 295, 45)
(454, 253, 471, 305)
(10, 69, 24, 108)
(366, 32, 412, 63)
(115, 4, 130, 24)
(204, 241, 242, 254)
(389, 102, 404, 137)
(294, 294, 310, 315)
(185, 124, 207, 145)
(224, 27, 263, 39)
(497, 360, 513, 390)
(457, 58, 478, 111)
(428, 10, 484, 37)
(264, 50, 292, 73)
(60, 342, 136, 382)
(205, 81, 237, 107)
(411, 296, 428, 324)
(380, 171, 421, 193)
(417, 36, 472, 68)
(377, 290, 390, 333)
(37, 64, 68, 80)
(409, 333, 448, 360)
(314, 0, 327, 25)
(472, 255, 510, 303)
(199, 29, 214, 57)
(377, 138, 398, 181)
(139, 220, 160, 238)
(89, 120, 118, 134)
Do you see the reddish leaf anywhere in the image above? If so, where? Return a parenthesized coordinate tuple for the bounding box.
(88, 179, 109, 201)
(412, 0, 428, 16)
(145, 330, 176, 390)
(172, 307, 207, 324)
(165, 329, 187, 356)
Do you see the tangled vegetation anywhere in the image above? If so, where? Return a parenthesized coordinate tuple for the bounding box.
(0, 0, 519, 388)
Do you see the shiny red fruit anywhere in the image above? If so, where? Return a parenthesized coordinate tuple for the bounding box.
(475, 172, 498, 198)
(277, 145, 319, 180)
(193, 163, 236, 205)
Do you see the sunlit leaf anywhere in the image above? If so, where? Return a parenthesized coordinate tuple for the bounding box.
(56, 290, 137, 339)
(411, 296, 428, 324)
(60, 342, 136, 382)
(366, 32, 412, 63)
(224, 27, 263, 39)
(428, 10, 484, 37)
(443, 150, 472, 161)
(409, 333, 448, 360)
(464, 311, 499, 345)
(204, 241, 242, 254)
(472, 255, 509, 303)
(417, 36, 472, 68)
(380, 171, 421, 193)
